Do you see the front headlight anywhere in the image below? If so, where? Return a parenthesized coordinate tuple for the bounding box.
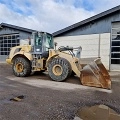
(36, 49, 40, 52)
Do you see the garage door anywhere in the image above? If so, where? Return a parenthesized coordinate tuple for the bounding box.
(0, 34, 20, 62)
(110, 22, 120, 70)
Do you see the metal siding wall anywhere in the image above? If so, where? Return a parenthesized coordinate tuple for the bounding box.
(19, 32, 31, 39)
(0, 27, 18, 35)
(0, 27, 31, 39)
(59, 12, 120, 36)
(54, 33, 110, 69)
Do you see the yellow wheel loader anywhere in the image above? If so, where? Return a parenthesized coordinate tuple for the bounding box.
(6, 32, 111, 89)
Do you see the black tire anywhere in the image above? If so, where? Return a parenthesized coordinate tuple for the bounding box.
(12, 57, 31, 77)
(48, 58, 72, 82)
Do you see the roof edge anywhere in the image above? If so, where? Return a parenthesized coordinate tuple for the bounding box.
(0, 23, 36, 33)
(53, 5, 120, 36)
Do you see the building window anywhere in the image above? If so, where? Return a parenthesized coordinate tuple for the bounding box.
(0, 34, 20, 55)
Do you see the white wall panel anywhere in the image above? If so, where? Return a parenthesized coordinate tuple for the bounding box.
(100, 33, 110, 69)
(54, 34, 99, 58)
(54, 33, 110, 70)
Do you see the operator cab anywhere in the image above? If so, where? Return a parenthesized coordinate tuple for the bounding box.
(31, 32, 54, 54)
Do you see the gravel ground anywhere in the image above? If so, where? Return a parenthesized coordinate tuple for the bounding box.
(0, 63, 120, 120)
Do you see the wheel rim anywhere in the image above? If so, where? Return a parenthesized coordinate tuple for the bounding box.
(52, 64, 63, 76)
(16, 63, 24, 73)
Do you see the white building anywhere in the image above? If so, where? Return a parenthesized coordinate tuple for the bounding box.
(53, 5, 120, 71)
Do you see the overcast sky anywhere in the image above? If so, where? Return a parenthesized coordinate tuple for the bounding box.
(0, 0, 120, 33)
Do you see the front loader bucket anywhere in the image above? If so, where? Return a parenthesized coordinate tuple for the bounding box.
(80, 58, 111, 89)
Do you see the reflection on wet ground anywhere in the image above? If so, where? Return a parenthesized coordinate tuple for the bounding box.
(74, 104, 120, 120)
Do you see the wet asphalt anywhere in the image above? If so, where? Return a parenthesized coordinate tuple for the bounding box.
(0, 63, 120, 120)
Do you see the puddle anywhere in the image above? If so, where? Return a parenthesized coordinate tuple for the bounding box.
(0, 95, 25, 106)
(74, 104, 120, 120)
